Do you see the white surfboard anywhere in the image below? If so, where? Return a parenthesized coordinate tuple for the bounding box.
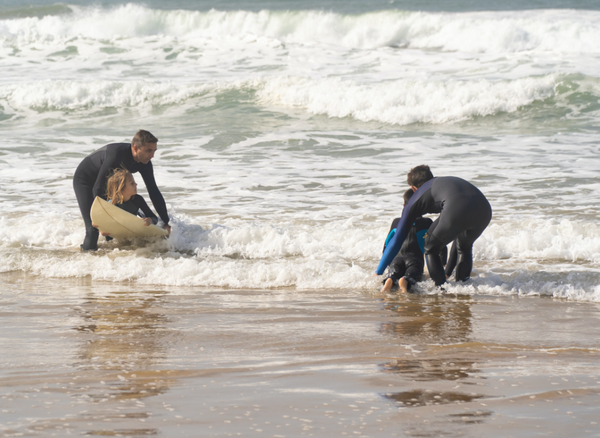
(90, 196, 168, 240)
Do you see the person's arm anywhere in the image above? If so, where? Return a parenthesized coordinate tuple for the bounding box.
(376, 179, 438, 275)
(382, 218, 400, 253)
(376, 216, 411, 275)
(92, 146, 119, 199)
(375, 181, 434, 275)
(139, 162, 169, 225)
(131, 195, 159, 225)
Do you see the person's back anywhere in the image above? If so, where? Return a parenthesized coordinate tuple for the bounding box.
(400, 216, 432, 258)
(407, 176, 488, 220)
(376, 165, 491, 286)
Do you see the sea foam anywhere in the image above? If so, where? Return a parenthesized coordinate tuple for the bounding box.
(0, 74, 573, 125)
(255, 75, 559, 125)
(0, 211, 599, 299)
(1, 5, 600, 54)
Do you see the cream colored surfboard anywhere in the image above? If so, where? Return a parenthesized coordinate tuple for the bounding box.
(90, 197, 168, 240)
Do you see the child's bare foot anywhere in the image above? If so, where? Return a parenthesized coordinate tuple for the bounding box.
(381, 278, 394, 293)
(399, 278, 409, 294)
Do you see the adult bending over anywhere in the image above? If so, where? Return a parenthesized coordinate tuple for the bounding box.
(73, 130, 170, 250)
(375, 165, 491, 286)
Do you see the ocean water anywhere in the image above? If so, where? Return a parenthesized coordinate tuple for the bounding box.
(1, 0, 600, 300)
(2, 2, 600, 437)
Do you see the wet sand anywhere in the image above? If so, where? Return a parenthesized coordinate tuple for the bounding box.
(1, 272, 599, 437)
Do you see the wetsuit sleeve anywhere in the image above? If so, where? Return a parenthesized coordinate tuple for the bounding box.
(376, 218, 411, 274)
(92, 146, 119, 199)
(132, 195, 159, 225)
(376, 203, 419, 275)
(382, 218, 400, 253)
(139, 162, 169, 224)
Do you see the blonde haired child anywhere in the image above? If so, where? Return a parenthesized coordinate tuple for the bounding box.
(102, 168, 159, 230)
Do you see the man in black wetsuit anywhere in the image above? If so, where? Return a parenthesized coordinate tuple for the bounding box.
(376, 165, 491, 286)
(73, 130, 170, 250)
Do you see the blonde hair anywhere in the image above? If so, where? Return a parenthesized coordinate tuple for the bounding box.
(106, 168, 132, 205)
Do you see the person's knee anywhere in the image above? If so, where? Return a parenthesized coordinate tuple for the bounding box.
(424, 233, 447, 255)
(456, 244, 472, 257)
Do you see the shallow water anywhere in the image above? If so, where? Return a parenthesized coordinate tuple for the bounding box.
(1, 1, 600, 297)
(2, 273, 600, 437)
(1, 0, 600, 435)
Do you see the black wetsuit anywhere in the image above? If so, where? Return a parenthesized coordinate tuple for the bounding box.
(376, 177, 491, 286)
(115, 195, 159, 225)
(73, 143, 168, 250)
(382, 216, 432, 290)
(444, 240, 459, 279)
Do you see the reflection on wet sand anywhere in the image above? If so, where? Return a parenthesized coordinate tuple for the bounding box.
(378, 294, 485, 411)
(73, 291, 172, 437)
(380, 358, 474, 381)
(3, 273, 600, 437)
(74, 291, 170, 371)
(448, 410, 494, 425)
(379, 295, 473, 344)
(383, 389, 485, 407)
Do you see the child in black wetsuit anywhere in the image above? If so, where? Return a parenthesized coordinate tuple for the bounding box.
(96, 168, 159, 238)
(381, 189, 430, 293)
(381, 188, 450, 293)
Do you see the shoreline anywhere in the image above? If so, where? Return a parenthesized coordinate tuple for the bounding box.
(1, 273, 599, 436)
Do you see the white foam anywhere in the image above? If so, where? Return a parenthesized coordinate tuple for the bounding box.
(2, 6, 599, 124)
(478, 219, 600, 263)
(1, 209, 599, 300)
(0, 74, 574, 126)
(0, 80, 219, 111)
(2, 6, 600, 54)
(255, 75, 558, 125)
(0, 5, 599, 301)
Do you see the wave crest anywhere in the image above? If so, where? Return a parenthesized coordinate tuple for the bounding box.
(0, 74, 565, 125)
(256, 75, 558, 125)
(1, 5, 600, 53)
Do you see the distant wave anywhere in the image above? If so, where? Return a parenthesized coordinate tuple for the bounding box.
(3, 74, 597, 125)
(1, 4, 600, 53)
(254, 75, 559, 125)
(0, 80, 222, 110)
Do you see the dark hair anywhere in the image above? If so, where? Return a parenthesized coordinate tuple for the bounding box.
(403, 188, 414, 205)
(132, 130, 158, 147)
(407, 164, 434, 188)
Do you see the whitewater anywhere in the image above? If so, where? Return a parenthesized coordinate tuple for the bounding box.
(0, 3, 599, 300)
(2, 3, 600, 438)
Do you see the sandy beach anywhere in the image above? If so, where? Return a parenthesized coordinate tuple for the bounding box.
(2, 2, 600, 435)
(2, 271, 599, 437)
